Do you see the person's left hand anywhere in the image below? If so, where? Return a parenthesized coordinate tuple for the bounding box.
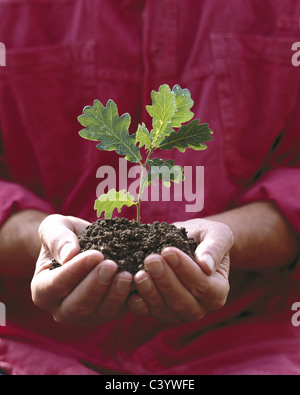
(128, 219, 234, 323)
(31, 214, 133, 327)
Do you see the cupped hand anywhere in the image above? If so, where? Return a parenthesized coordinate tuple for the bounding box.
(128, 218, 234, 323)
(31, 214, 133, 326)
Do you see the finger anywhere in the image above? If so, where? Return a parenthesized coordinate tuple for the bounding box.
(90, 271, 133, 326)
(161, 247, 208, 294)
(132, 270, 176, 321)
(128, 293, 149, 316)
(162, 247, 213, 299)
(162, 247, 230, 313)
(145, 255, 205, 322)
(31, 250, 104, 311)
(39, 215, 90, 264)
(134, 270, 163, 306)
(195, 224, 234, 275)
(198, 253, 231, 312)
(54, 260, 118, 325)
(35, 246, 56, 274)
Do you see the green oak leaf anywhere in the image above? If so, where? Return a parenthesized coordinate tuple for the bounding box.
(145, 85, 196, 149)
(148, 158, 184, 187)
(171, 85, 194, 128)
(160, 120, 213, 152)
(146, 85, 177, 147)
(94, 189, 137, 219)
(78, 99, 141, 163)
(136, 123, 152, 150)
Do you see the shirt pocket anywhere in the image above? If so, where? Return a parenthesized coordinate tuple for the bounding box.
(210, 33, 300, 183)
(0, 41, 97, 205)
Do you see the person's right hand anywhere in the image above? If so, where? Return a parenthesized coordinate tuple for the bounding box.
(31, 214, 133, 327)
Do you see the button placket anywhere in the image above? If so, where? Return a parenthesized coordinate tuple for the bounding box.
(143, 0, 179, 86)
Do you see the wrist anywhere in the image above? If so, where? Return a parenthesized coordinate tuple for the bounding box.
(0, 209, 49, 277)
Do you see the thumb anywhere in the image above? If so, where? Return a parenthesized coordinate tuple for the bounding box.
(39, 215, 89, 264)
(57, 239, 79, 264)
(195, 223, 234, 275)
(195, 239, 220, 275)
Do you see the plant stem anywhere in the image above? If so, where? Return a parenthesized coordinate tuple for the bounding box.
(136, 201, 141, 226)
(136, 165, 146, 226)
(136, 149, 153, 225)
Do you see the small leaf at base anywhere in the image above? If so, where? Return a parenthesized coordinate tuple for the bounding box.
(94, 189, 137, 219)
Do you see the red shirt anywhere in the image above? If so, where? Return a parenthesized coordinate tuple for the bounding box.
(0, 0, 300, 375)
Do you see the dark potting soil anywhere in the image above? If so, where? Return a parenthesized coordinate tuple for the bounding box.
(50, 218, 197, 275)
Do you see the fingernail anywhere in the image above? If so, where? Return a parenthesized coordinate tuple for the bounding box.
(59, 243, 73, 263)
(135, 273, 152, 293)
(202, 254, 215, 273)
(116, 276, 132, 295)
(131, 297, 146, 311)
(98, 265, 116, 285)
(146, 258, 164, 278)
(162, 251, 179, 268)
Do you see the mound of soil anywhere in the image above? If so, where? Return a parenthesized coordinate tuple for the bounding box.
(50, 218, 197, 275)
